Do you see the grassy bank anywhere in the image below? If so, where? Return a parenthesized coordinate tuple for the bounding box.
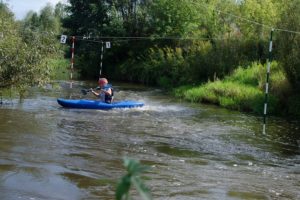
(174, 62, 300, 117)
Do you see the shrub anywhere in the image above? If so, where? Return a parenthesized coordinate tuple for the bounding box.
(174, 62, 286, 115)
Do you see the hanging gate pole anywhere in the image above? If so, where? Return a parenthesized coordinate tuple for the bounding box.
(263, 29, 274, 134)
(99, 41, 104, 77)
(70, 36, 75, 88)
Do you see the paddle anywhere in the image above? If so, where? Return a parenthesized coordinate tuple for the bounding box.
(81, 89, 90, 95)
(81, 87, 101, 95)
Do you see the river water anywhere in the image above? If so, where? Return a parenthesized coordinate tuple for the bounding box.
(0, 81, 299, 200)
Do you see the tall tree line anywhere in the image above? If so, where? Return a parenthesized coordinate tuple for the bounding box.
(1, 0, 300, 92)
(63, 0, 300, 90)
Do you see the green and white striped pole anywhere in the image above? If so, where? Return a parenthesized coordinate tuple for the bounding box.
(263, 29, 274, 134)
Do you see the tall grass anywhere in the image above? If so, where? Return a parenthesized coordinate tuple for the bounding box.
(174, 62, 288, 115)
(47, 58, 73, 80)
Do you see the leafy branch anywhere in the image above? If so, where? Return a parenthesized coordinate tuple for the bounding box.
(116, 158, 152, 200)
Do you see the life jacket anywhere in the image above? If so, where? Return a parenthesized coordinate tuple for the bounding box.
(103, 84, 114, 104)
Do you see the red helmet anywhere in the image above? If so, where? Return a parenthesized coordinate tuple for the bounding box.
(98, 78, 108, 85)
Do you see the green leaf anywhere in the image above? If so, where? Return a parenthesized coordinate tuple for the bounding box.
(116, 174, 131, 200)
(116, 158, 152, 200)
(132, 177, 152, 200)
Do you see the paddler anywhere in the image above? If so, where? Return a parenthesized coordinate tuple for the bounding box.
(91, 78, 114, 103)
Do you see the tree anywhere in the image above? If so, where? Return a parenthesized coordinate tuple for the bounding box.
(236, 0, 280, 39)
(107, 0, 150, 36)
(22, 3, 64, 34)
(277, 0, 300, 89)
(39, 3, 61, 33)
(64, 0, 109, 37)
(147, 0, 201, 37)
(0, 2, 58, 90)
(23, 11, 40, 31)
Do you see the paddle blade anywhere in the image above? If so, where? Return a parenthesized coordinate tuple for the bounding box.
(81, 89, 89, 95)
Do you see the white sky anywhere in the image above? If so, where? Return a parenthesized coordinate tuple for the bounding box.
(5, 0, 66, 20)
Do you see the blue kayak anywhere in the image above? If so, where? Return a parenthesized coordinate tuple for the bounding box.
(57, 98, 144, 110)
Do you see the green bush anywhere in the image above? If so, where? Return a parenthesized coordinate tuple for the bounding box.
(174, 62, 285, 115)
(225, 62, 264, 86)
(48, 58, 71, 80)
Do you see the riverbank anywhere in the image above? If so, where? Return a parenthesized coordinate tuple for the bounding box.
(174, 62, 300, 117)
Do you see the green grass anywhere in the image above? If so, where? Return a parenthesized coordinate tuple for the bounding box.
(47, 58, 75, 80)
(225, 62, 264, 87)
(178, 81, 269, 113)
(174, 62, 286, 115)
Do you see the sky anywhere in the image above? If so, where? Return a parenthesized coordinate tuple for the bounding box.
(5, 0, 66, 20)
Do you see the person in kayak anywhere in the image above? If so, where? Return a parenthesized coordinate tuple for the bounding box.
(91, 78, 114, 103)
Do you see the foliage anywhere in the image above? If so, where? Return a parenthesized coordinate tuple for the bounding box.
(183, 80, 268, 113)
(276, 0, 300, 89)
(174, 62, 288, 115)
(48, 58, 71, 80)
(64, 0, 110, 36)
(0, 2, 64, 92)
(117, 46, 187, 87)
(238, 0, 280, 39)
(111, 0, 150, 36)
(62, 0, 287, 87)
(226, 62, 265, 87)
(116, 158, 152, 200)
(287, 95, 300, 118)
(147, 0, 200, 37)
(2, 0, 300, 116)
(22, 3, 65, 34)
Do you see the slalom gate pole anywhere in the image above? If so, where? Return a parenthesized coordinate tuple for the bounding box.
(99, 41, 104, 77)
(70, 36, 75, 88)
(263, 29, 274, 134)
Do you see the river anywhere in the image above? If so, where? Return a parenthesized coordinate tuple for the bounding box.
(0, 81, 299, 200)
